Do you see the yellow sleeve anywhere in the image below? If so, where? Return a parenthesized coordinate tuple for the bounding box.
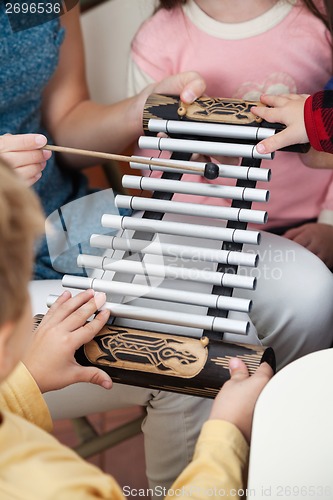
(0, 362, 52, 432)
(166, 420, 249, 499)
(0, 409, 126, 500)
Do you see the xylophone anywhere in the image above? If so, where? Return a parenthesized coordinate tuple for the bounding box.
(39, 95, 307, 398)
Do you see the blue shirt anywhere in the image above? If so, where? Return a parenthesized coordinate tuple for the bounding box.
(0, 8, 120, 279)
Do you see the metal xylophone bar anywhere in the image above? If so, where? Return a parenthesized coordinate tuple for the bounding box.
(89, 235, 259, 267)
(129, 157, 271, 182)
(61, 273, 252, 312)
(47, 289, 249, 335)
(100, 213, 261, 245)
(147, 118, 276, 141)
(138, 136, 271, 160)
(120, 175, 269, 203)
(76, 255, 256, 289)
(114, 195, 267, 224)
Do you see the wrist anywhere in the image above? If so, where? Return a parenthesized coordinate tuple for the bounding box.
(130, 88, 152, 138)
(208, 415, 251, 445)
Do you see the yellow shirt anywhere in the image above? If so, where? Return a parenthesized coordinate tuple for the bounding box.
(0, 363, 249, 499)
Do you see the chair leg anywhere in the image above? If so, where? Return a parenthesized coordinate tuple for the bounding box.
(72, 414, 145, 459)
(72, 416, 99, 443)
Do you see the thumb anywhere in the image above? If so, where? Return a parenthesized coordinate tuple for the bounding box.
(228, 357, 250, 381)
(179, 72, 206, 103)
(75, 365, 113, 390)
(155, 71, 206, 104)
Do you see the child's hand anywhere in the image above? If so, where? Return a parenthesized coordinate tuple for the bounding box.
(23, 289, 112, 394)
(251, 94, 310, 154)
(0, 133, 52, 186)
(190, 154, 240, 167)
(209, 355, 274, 443)
(284, 222, 333, 270)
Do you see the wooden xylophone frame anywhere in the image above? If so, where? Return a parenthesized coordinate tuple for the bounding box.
(48, 95, 292, 398)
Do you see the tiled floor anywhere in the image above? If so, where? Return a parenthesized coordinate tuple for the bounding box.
(53, 406, 150, 499)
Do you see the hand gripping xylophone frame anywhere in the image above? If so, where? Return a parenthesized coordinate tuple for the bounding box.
(38, 95, 308, 398)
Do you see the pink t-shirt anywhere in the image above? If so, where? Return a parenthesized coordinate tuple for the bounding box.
(130, 0, 333, 229)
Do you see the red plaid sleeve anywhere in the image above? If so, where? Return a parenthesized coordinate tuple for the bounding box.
(304, 91, 333, 153)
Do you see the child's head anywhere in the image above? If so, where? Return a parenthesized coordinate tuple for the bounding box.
(0, 160, 44, 379)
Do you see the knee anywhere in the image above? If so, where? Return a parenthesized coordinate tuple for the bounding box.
(286, 253, 333, 324)
(253, 245, 333, 329)
(250, 248, 333, 368)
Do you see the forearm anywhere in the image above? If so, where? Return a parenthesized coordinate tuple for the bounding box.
(49, 68, 206, 168)
(48, 95, 143, 168)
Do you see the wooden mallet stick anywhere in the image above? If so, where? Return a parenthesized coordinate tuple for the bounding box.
(43, 144, 219, 180)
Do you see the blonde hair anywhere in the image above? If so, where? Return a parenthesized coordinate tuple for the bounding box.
(0, 161, 44, 326)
